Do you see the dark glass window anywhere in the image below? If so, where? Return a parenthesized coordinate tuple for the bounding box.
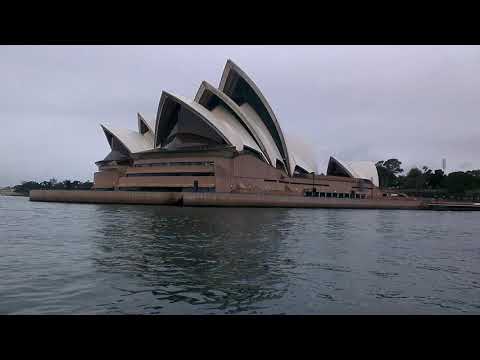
(126, 172, 214, 177)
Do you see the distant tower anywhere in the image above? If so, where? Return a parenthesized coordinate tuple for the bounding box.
(442, 158, 447, 173)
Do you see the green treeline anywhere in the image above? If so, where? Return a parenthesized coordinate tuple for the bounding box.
(13, 178, 93, 195)
(376, 159, 480, 199)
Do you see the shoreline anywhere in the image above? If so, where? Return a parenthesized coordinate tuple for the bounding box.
(28, 190, 480, 211)
(26, 189, 424, 210)
(0, 191, 27, 197)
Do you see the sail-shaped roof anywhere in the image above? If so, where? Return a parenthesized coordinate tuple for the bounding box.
(155, 91, 266, 160)
(195, 81, 272, 165)
(137, 113, 155, 135)
(218, 60, 291, 174)
(285, 134, 318, 174)
(97, 59, 382, 186)
(327, 156, 379, 187)
(101, 124, 154, 154)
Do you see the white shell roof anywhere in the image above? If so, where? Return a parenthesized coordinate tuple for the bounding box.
(285, 134, 318, 174)
(330, 156, 379, 187)
(239, 103, 284, 169)
(209, 105, 268, 162)
(155, 91, 265, 160)
(137, 113, 155, 135)
(101, 125, 154, 154)
(195, 81, 272, 166)
(100, 59, 381, 181)
(219, 60, 292, 174)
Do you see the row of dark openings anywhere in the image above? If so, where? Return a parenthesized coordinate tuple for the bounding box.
(97, 186, 215, 193)
(126, 172, 214, 177)
(304, 191, 367, 199)
(134, 161, 214, 167)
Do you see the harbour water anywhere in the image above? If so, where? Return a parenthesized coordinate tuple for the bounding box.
(1, 196, 479, 314)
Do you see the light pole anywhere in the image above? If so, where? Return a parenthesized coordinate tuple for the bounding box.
(312, 172, 316, 196)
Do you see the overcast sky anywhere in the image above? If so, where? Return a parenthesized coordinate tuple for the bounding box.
(1, 45, 479, 186)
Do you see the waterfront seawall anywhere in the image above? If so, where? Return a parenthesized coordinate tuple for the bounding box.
(29, 190, 182, 205)
(182, 192, 425, 209)
(30, 190, 426, 209)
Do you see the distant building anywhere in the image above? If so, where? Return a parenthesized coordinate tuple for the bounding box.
(94, 60, 381, 199)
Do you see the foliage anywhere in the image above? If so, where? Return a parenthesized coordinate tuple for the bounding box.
(445, 172, 478, 194)
(375, 158, 404, 188)
(13, 179, 93, 194)
(376, 158, 480, 196)
(403, 167, 425, 190)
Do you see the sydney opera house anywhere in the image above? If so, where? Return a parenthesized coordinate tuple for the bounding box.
(93, 60, 381, 200)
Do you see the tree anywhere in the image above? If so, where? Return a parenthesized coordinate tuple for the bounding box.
(383, 159, 404, 175)
(422, 166, 432, 176)
(79, 181, 93, 190)
(446, 172, 474, 195)
(63, 180, 72, 190)
(467, 170, 480, 177)
(12, 178, 94, 193)
(428, 169, 446, 189)
(376, 158, 404, 188)
(13, 181, 41, 195)
(40, 181, 51, 189)
(403, 167, 424, 190)
(421, 166, 431, 189)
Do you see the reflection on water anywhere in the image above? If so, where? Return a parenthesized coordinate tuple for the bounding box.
(1, 196, 480, 314)
(91, 205, 291, 314)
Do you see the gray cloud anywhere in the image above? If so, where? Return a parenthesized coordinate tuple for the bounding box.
(1, 45, 479, 186)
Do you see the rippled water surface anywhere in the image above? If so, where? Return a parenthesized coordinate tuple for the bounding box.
(1, 196, 480, 314)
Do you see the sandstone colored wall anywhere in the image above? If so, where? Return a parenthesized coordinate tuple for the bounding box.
(125, 165, 214, 175)
(30, 190, 182, 205)
(94, 153, 378, 197)
(94, 169, 124, 189)
(117, 176, 215, 189)
(30, 190, 425, 210)
(182, 192, 425, 209)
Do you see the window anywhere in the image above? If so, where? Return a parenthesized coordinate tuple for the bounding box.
(320, 192, 326, 197)
(339, 193, 344, 198)
(326, 192, 332, 198)
(332, 193, 338, 198)
(119, 186, 215, 192)
(134, 161, 214, 167)
(126, 172, 214, 177)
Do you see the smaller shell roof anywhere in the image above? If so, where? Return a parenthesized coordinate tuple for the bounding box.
(328, 156, 379, 187)
(101, 124, 154, 154)
(137, 113, 155, 135)
(285, 134, 319, 174)
(103, 150, 130, 162)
